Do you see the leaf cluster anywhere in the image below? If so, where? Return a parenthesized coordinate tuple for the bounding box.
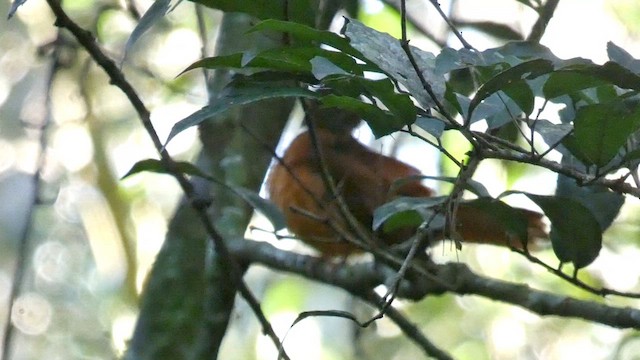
(129, 3, 640, 272)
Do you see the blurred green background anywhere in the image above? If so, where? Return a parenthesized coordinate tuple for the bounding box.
(2, 0, 640, 359)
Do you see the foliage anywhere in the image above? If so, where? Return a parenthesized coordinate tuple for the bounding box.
(171, 14, 635, 270)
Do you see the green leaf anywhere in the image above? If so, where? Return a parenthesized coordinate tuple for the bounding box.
(8, 0, 28, 19)
(232, 187, 287, 231)
(556, 174, 624, 232)
(122, 158, 165, 179)
(373, 196, 447, 231)
(543, 71, 607, 99)
(414, 116, 446, 138)
(503, 80, 535, 115)
(310, 56, 349, 79)
(457, 92, 515, 126)
(391, 175, 491, 198)
(545, 62, 640, 101)
(249, 19, 358, 56)
(123, 159, 287, 230)
(531, 119, 573, 148)
(182, 46, 365, 76)
(621, 147, 640, 165)
(607, 41, 640, 73)
(462, 198, 531, 243)
(522, 193, 602, 269)
(485, 41, 562, 63)
(469, 59, 554, 121)
(595, 61, 640, 90)
(166, 83, 318, 144)
(380, 210, 426, 234)
(563, 101, 640, 167)
(343, 18, 446, 110)
(367, 80, 416, 122)
(122, 0, 171, 65)
(311, 63, 417, 129)
(320, 94, 404, 137)
(327, 76, 416, 125)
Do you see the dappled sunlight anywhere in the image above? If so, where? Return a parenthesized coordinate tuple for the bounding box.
(2, 0, 640, 359)
(10, 293, 52, 336)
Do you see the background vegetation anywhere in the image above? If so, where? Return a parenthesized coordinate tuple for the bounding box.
(3, 0, 640, 359)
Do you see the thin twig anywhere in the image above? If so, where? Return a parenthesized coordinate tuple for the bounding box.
(363, 291, 454, 360)
(478, 147, 640, 198)
(402, 127, 463, 168)
(512, 247, 640, 298)
(426, 0, 476, 50)
(380, 0, 447, 48)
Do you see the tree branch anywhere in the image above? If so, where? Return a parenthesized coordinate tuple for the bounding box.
(230, 239, 640, 330)
(527, 0, 561, 42)
(477, 147, 640, 198)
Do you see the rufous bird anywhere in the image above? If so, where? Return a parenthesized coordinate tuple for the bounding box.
(267, 107, 546, 257)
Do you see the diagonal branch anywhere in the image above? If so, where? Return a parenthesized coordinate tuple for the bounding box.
(231, 239, 640, 329)
(527, 0, 561, 42)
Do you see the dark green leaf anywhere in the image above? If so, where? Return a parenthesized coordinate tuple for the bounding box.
(621, 148, 640, 165)
(232, 187, 287, 231)
(320, 94, 404, 137)
(166, 83, 318, 144)
(380, 210, 425, 234)
(373, 196, 447, 231)
(122, 159, 286, 230)
(531, 120, 573, 148)
(180, 53, 244, 75)
(596, 85, 619, 103)
(335, 76, 416, 124)
(249, 19, 358, 56)
(123, 0, 171, 65)
(503, 80, 535, 115)
(462, 198, 530, 243)
(485, 41, 562, 63)
(542, 71, 607, 99)
(182, 47, 365, 76)
(391, 175, 491, 198)
(607, 41, 640, 73)
(547, 62, 640, 99)
(414, 116, 445, 138)
(122, 158, 166, 179)
(556, 174, 624, 232)
(310, 56, 349, 79)
(563, 101, 640, 167)
(319, 72, 417, 125)
(597, 61, 640, 90)
(469, 59, 554, 121)
(523, 193, 602, 268)
(343, 19, 446, 110)
(8, 0, 28, 19)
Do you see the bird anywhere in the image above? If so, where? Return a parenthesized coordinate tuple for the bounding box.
(266, 109, 547, 257)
